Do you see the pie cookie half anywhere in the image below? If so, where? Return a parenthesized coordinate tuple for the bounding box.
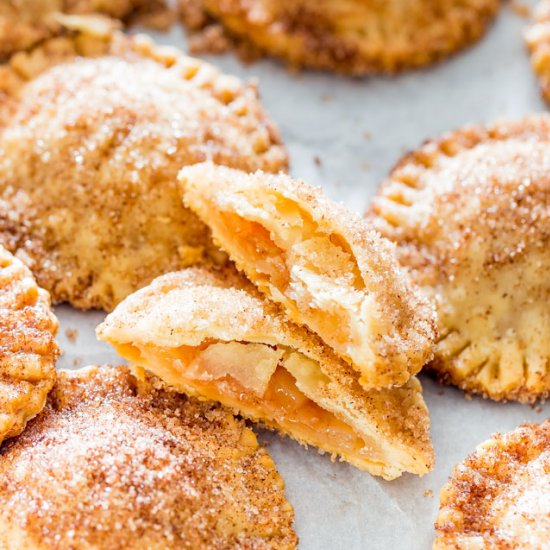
(0, 21, 287, 311)
(97, 267, 434, 479)
(178, 0, 501, 74)
(434, 420, 550, 549)
(0, 365, 297, 550)
(0, 0, 168, 59)
(526, 0, 550, 104)
(181, 162, 436, 390)
(369, 116, 550, 403)
(0, 245, 58, 446)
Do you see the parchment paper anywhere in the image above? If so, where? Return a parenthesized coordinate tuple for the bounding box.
(55, 3, 550, 548)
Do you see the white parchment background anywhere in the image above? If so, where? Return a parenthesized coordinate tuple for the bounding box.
(55, 3, 550, 548)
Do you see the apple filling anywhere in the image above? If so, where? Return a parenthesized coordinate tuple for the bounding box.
(114, 340, 387, 469)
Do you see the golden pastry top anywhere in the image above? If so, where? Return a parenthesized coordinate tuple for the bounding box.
(0, 365, 297, 550)
(0, 245, 58, 443)
(434, 420, 550, 549)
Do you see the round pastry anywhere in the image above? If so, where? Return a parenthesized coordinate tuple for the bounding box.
(0, 245, 58, 445)
(434, 420, 550, 549)
(0, 365, 297, 549)
(179, 0, 501, 74)
(369, 116, 550, 403)
(526, 0, 550, 104)
(0, 20, 287, 311)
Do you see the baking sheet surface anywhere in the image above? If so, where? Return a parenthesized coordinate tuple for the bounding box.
(55, 4, 549, 548)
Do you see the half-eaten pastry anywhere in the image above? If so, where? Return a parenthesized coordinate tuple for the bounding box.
(97, 266, 434, 479)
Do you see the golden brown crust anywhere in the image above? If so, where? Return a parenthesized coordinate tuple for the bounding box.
(0, 24, 287, 312)
(179, 0, 501, 74)
(0, 245, 58, 445)
(97, 266, 434, 479)
(434, 420, 550, 549)
(0, 0, 169, 59)
(368, 115, 550, 403)
(0, 365, 297, 550)
(525, 0, 550, 104)
(181, 162, 436, 390)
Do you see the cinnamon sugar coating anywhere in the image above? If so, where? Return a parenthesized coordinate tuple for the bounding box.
(526, 0, 550, 104)
(98, 266, 434, 479)
(0, 366, 297, 550)
(181, 163, 436, 390)
(0, 245, 58, 445)
(369, 116, 550, 403)
(178, 0, 501, 74)
(434, 420, 550, 549)
(0, 0, 168, 59)
(0, 22, 287, 311)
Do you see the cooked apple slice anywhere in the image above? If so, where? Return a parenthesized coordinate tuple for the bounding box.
(97, 266, 434, 479)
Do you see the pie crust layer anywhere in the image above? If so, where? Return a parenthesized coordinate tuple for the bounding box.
(369, 116, 550, 403)
(0, 245, 58, 446)
(434, 420, 550, 549)
(0, 0, 166, 59)
(98, 266, 434, 480)
(0, 365, 297, 550)
(0, 20, 287, 311)
(181, 162, 436, 390)
(178, 0, 501, 74)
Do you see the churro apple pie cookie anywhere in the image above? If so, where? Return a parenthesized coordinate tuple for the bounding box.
(526, 0, 550, 104)
(181, 163, 436, 390)
(0, 22, 287, 311)
(434, 420, 550, 549)
(0, 0, 168, 59)
(369, 116, 550, 403)
(0, 245, 58, 446)
(0, 366, 297, 549)
(178, 0, 501, 74)
(98, 267, 434, 479)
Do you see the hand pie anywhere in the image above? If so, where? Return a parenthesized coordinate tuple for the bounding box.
(97, 267, 434, 479)
(181, 162, 436, 390)
(434, 420, 550, 549)
(526, 0, 550, 104)
(0, 22, 287, 311)
(369, 116, 550, 403)
(178, 0, 500, 74)
(0, 0, 167, 59)
(0, 245, 58, 446)
(0, 365, 297, 549)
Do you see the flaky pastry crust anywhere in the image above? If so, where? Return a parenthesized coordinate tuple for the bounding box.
(181, 162, 436, 390)
(0, 0, 168, 59)
(526, 0, 550, 104)
(179, 0, 501, 74)
(97, 266, 434, 479)
(369, 116, 550, 403)
(0, 365, 297, 550)
(0, 21, 287, 311)
(0, 245, 58, 446)
(434, 420, 550, 549)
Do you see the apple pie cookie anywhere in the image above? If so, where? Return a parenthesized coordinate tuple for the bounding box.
(434, 420, 550, 549)
(181, 163, 436, 390)
(0, 22, 287, 311)
(97, 267, 434, 479)
(369, 116, 550, 403)
(0, 365, 297, 549)
(0, 0, 168, 59)
(178, 0, 500, 74)
(0, 245, 58, 446)
(526, 0, 550, 104)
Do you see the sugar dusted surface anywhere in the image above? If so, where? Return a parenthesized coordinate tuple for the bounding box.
(0, 365, 297, 549)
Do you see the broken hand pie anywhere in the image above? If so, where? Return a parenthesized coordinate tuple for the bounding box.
(179, 0, 500, 74)
(97, 267, 434, 480)
(369, 116, 550, 403)
(0, 366, 297, 549)
(0, 21, 287, 311)
(434, 420, 550, 549)
(0, 245, 58, 446)
(181, 162, 436, 390)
